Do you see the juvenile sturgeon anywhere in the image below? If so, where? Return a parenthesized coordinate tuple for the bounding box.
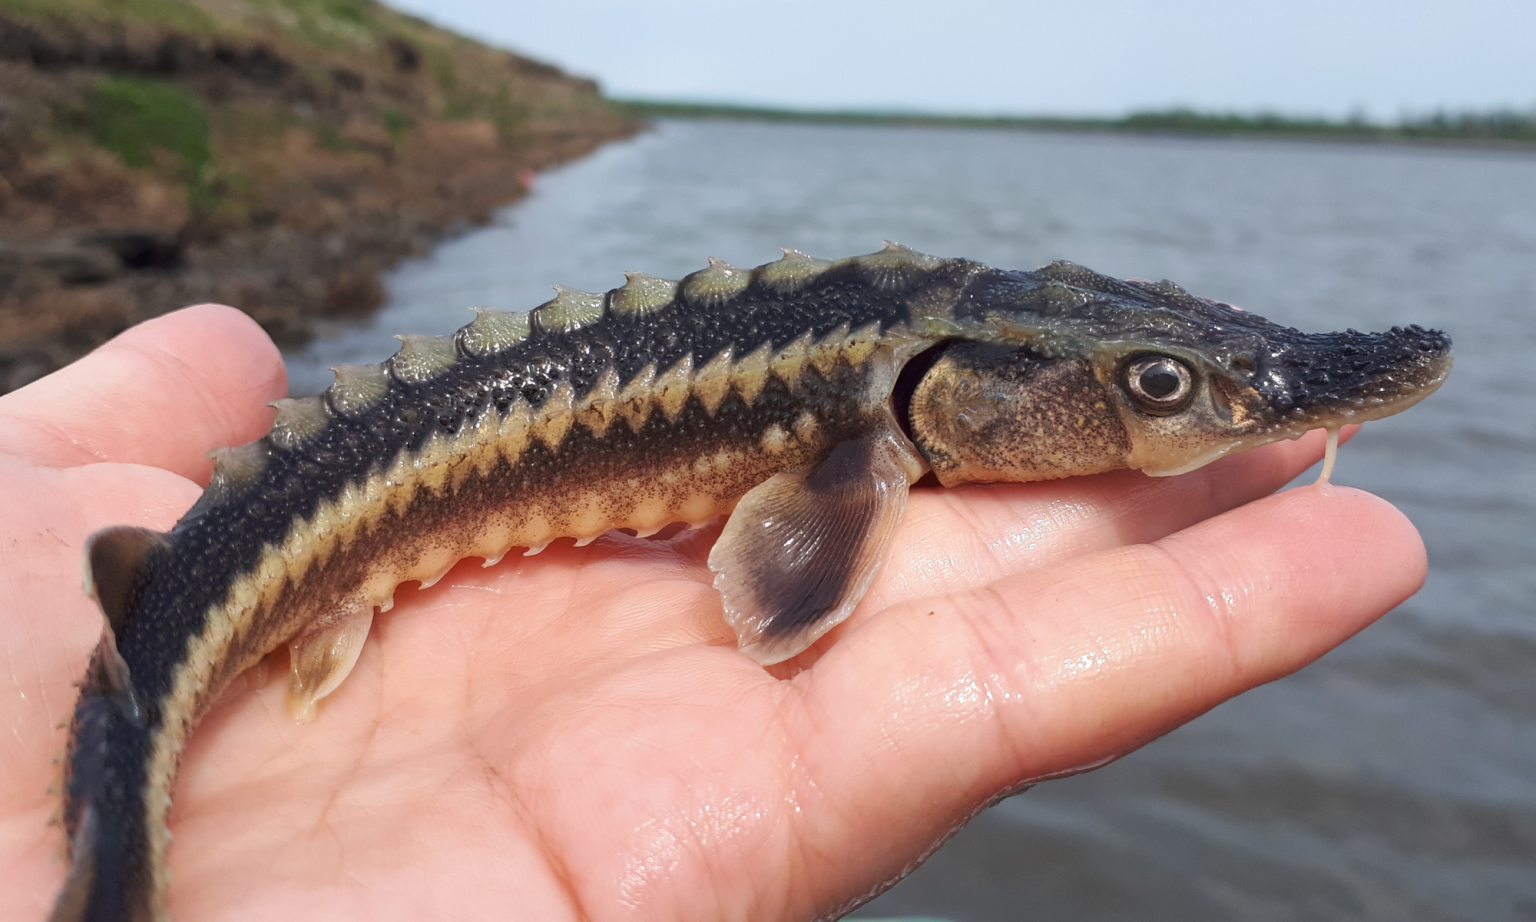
(50, 245, 1452, 920)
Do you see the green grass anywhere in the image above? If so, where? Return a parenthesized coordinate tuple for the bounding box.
(379, 105, 414, 146)
(68, 76, 213, 176)
(59, 76, 222, 210)
(261, 0, 386, 51)
(4, 0, 617, 129)
(0, 0, 396, 51)
(0, 0, 222, 34)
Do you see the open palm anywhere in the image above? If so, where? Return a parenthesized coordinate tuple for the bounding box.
(1, 307, 1426, 921)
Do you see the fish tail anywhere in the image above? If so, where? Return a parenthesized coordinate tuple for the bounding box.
(50, 526, 173, 921)
(50, 686, 160, 922)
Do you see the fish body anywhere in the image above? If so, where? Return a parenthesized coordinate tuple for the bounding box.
(50, 245, 1452, 920)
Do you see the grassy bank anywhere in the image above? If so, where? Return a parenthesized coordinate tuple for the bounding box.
(0, 0, 639, 390)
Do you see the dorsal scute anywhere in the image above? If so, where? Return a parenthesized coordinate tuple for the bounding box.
(1036, 260, 1106, 290)
(185, 441, 272, 520)
(535, 286, 605, 332)
(459, 307, 533, 357)
(610, 273, 679, 315)
(390, 334, 458, 384)
(850, 240, 946, 292)
(267, 396, 332, 449)
(758, 248, 834, 294)
(326, 363, 391, 416)
(1145, 278, 1191, 299)
(683, 257, 751, 308)
(206, 441, 271, 496)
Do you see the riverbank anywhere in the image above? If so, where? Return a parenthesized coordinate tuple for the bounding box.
(0, 0, 638, 391)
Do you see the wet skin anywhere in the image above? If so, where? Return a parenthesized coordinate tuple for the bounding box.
(1, 306, 1426, 921)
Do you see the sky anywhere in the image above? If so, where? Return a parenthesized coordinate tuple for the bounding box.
(386, 0, 1536, 121)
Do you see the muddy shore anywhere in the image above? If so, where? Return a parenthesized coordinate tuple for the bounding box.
(0, 3, 639, 392)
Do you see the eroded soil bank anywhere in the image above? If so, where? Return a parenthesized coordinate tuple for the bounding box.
(0, 0, 639, 391)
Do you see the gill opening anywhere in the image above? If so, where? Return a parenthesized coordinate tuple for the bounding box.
(891, 339, 956, 444)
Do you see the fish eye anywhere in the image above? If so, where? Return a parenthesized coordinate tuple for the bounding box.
(1123, 355, 1194, 414)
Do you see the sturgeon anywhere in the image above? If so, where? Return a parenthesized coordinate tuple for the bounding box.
(49, 245, 1452, 920)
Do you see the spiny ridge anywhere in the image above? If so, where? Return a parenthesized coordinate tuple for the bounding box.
(326, 363, 391, 416)
(683, 257, 751, 308)
(189, 441, 272, 515)
(459, 308, 532, 357)
(535, 286, 604, 332)
(610, 273, 678, 315)
(758, 248, 834, 294)
(268, 396, 331, 449)
(390, 334, 457, 384)
(850, 241, 945, 292)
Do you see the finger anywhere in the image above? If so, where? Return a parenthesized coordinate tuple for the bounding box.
(863, 425, 1358, 610)
(0, 305, 286, 481)
(792, 484, 1425, 904)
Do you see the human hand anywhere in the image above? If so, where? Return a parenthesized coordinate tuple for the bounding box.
(1, 306, 1426, 921)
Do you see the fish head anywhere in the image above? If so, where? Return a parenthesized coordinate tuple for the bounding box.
(906, 261, 1453, 484)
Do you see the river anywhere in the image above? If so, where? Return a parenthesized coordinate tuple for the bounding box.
(284, 119, 1536, 921)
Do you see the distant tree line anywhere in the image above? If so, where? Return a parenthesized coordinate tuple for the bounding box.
(1396, 108, 1536, 143)
(618, 100, 1536, 147)
(1118, 107, 1536, 143)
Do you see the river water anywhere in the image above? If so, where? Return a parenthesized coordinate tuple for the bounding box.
(284, 120, 1536, 921)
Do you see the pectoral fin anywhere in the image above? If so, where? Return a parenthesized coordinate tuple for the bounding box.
(286, 602, 374, 722)
(710, 427, 924, 664)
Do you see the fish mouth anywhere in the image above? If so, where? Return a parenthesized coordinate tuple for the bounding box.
(1250, 324, 1453, 431)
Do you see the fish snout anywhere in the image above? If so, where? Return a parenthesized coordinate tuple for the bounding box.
(1253, 324, 1452, 422)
